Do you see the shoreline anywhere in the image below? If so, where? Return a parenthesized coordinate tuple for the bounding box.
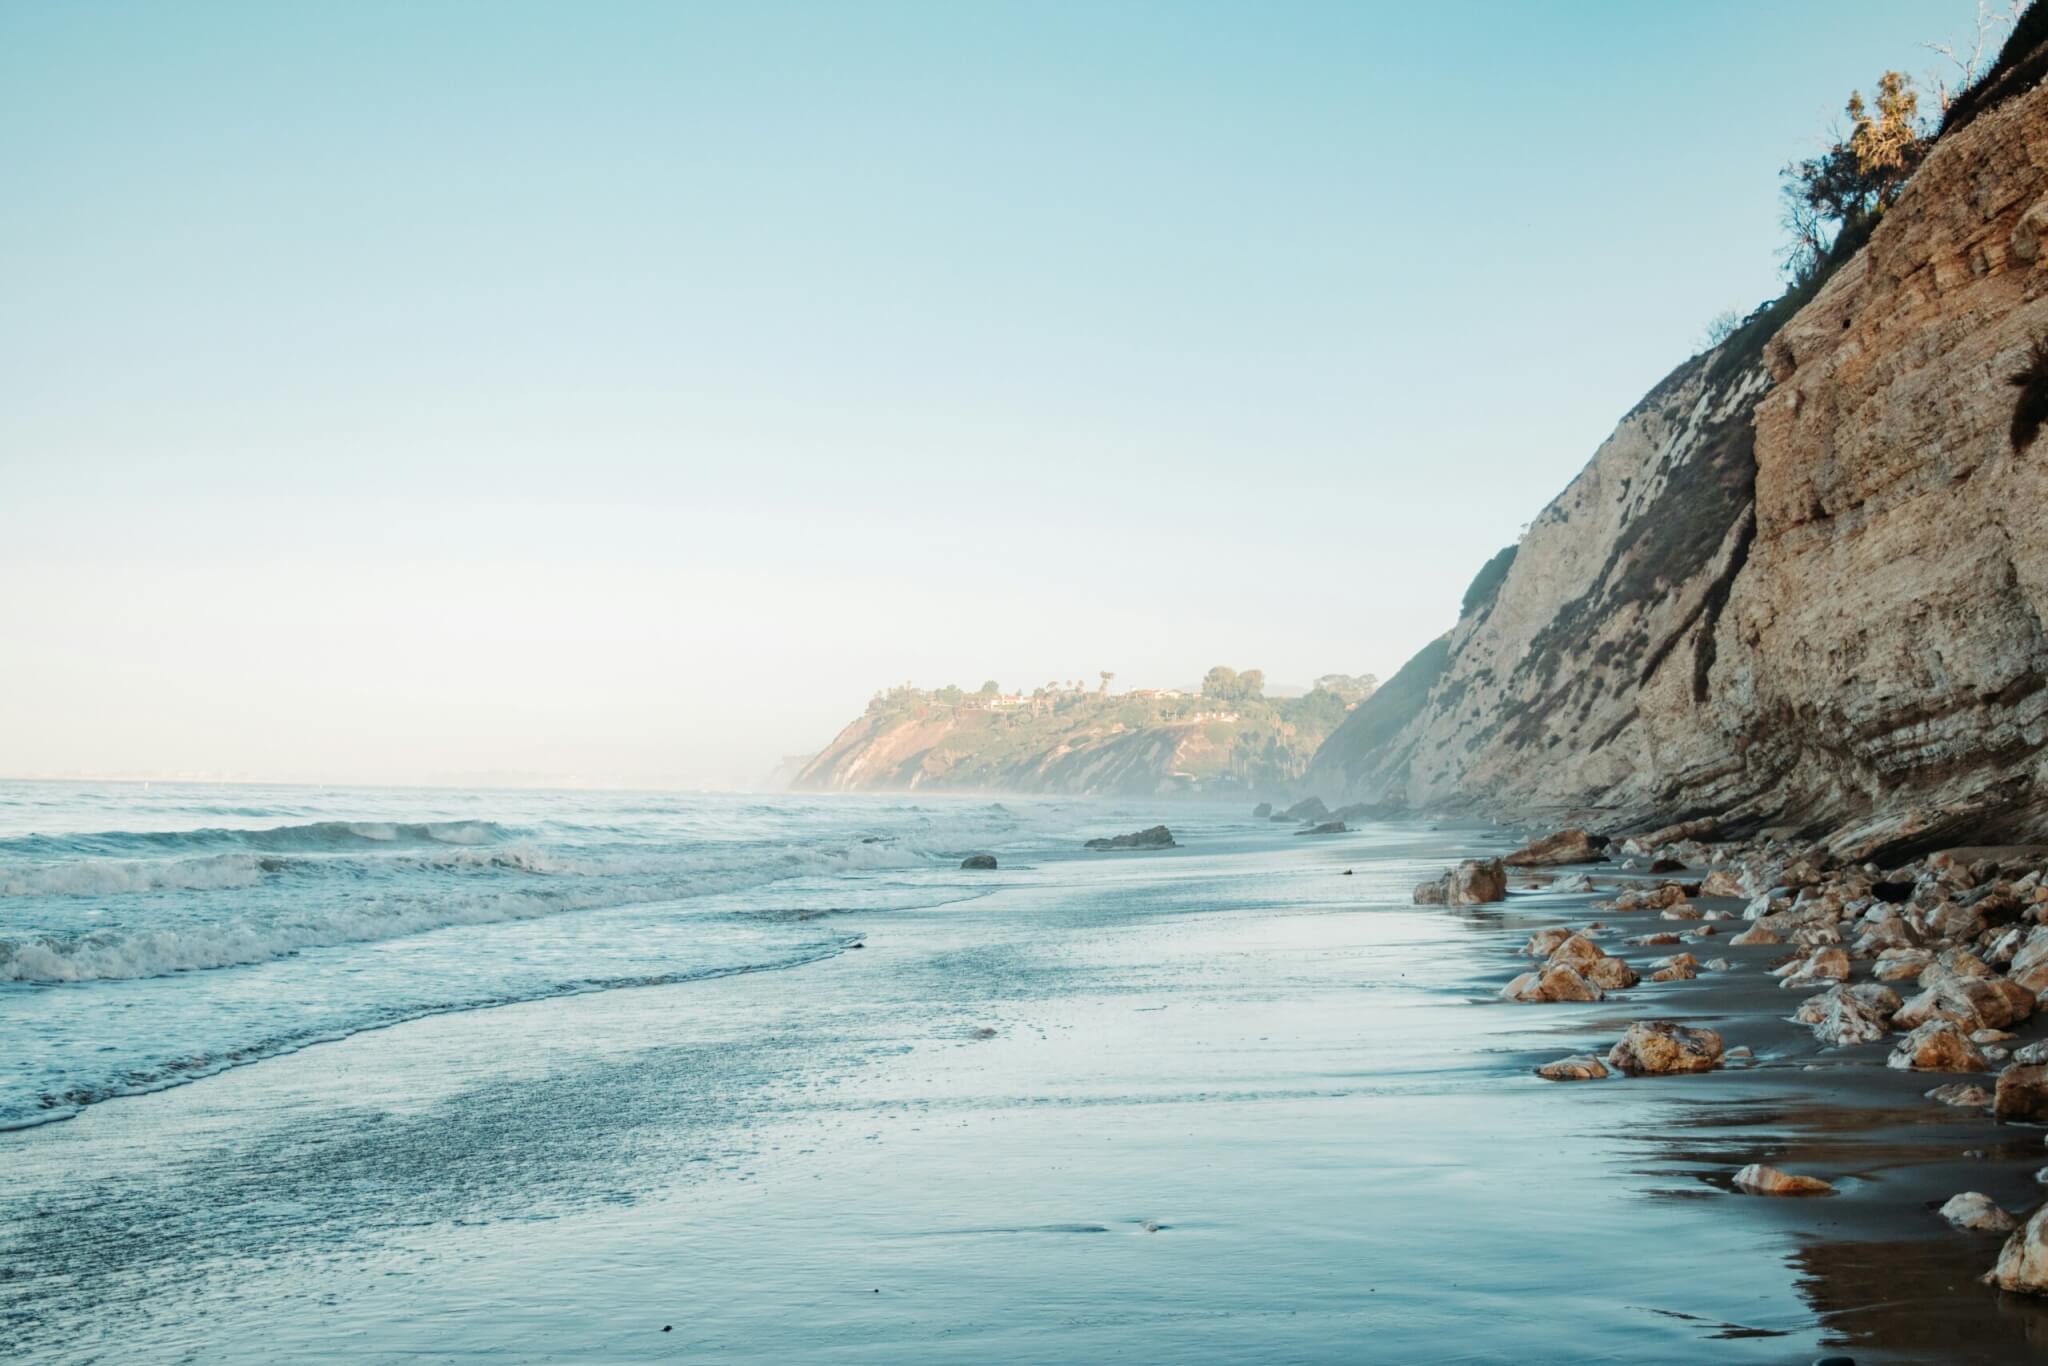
(11, 804, 2048, 1360)
(1420, 813, 2048, 1341)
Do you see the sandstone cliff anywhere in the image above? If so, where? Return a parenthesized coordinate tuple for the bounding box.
(1310, 76, 2048, 856)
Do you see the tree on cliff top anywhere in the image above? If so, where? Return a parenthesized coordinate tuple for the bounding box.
(1781, 71, 1928, 280)
(1201, 666, 1265, 703)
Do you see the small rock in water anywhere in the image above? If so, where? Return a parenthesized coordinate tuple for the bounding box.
(1607, 1020, 1724, 1075)
(1925, 1082, 1993, 1108)
(1940, 1191, 2018, 1234)
(1501, 964, 1604, 1003)
(1535, 1053, 1610, 1081)
(1084, 825, 1177, 851)
(1732, 1163, 1834, 1196)
(960, 853, 998, 870)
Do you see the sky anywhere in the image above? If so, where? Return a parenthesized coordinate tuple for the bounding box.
(0, 0, 1982, 789)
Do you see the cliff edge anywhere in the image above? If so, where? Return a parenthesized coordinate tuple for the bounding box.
(1310, 75, 2048, 856)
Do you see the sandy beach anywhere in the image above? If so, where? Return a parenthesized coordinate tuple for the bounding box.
(8, 803, 2046, 1362)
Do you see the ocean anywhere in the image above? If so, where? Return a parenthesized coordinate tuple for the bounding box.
(3, 782, 2038, 1362)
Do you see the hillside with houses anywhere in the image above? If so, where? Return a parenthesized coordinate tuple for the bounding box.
(792, 668, 1376, 797)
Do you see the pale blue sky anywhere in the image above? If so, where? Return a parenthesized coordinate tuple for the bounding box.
(0, 1, 1974, 786)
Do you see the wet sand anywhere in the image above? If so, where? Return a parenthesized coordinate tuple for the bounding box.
(6, 812, 2047, 1362)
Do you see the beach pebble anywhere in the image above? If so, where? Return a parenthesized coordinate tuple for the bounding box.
(1534, 1053, 1610, 1081)
(1726, 1045, 1754, 1059)
(1705, 958, 1735, 972)
(1608, 1020, 1724, 1075)
(1940, 1191, 2018, 1234)
(1732, 1163, 1834, 1196)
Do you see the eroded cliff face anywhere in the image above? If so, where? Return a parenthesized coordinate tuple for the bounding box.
(1312, 80, 2048, 854)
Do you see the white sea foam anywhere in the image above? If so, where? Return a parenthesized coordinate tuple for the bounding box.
(0, 853, 269, 898)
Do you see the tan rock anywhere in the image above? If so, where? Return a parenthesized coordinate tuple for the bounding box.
(1941, 1192, 2018, 1234)
(1607, 1021, 1724, 1075)
(1795, 985, 1892, 1046)
(1521, 926, 1575, 958)
(1887, 1021, 1991, 1073)
(1699, 869, 1746, 899)
(1988, 1205, 2048, 1293)
(1926, 1082, 1994, 1108)
(1874, 948, 1933, 982)
(1500, 964, 1603, 1003)
(1730, 924, 1781, 947)
(1732, 1163, 1834, 1196)
(1535, 1053, 1610, 1081)
(1775, 945, 1851, 990)
(1504, 829, 1609, 867)
(1648, 952, 1699, 983)
(1995, 1063, 2048, 1122)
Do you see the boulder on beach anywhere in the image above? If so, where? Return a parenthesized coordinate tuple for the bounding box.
(1545, 933, 1638, 989)
(1501, 964, 1603, 1002)
(1278, 797, 1329, 823)
(1989, 1205, 2048, 1293)
(1413, 858, 1507, 906)
(1886, 1020, 1990, 1073)
(960, 853, 998, 870)
(1729, 923, 1781, 946)
(1648, 952, 1698, 983)
(1504, 828, 1609, 867)
(1941, 1192, 2018, 1234)
(1607, 1021, 1724, 1075)
(1521, 926, 1575, 958)
(1874, 948, 1934, 982)
(1251, 802, 1273, 818)
(1601, 883, 1691, 913)
(1732, 1164, 1834, 1196)
(1894, 974, 2034, 1033)
(1084, 825, 1177, 851)
(1775, 945, 1850, 990)
(1995, 1063, 2048, 1122)
(1794, 985, 1895, 1046)
(1552, 871, 1596, 893)
(1535, 1053, 1609, 1081)
(1699, 869, 1746, 898)
(1295, 820, 1347, 836)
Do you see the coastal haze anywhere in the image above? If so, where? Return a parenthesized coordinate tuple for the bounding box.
(0, 0, 1952, 790)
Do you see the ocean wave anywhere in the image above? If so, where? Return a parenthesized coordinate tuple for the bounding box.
(2, 938, 859, 1131)
(0, 853, 271, 898)
(0, 818, 509, 859)
(0, 879, 642, 982)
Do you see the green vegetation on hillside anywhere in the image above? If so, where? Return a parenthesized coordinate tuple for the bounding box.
(851, 668, 1374, 793)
